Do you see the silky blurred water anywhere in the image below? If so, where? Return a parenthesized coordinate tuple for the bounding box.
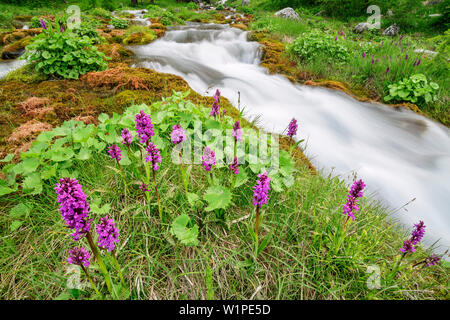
(0, 59, 26, 80)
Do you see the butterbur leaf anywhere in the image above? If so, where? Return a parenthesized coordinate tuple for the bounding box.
(170, 214, 199, 246)
(203, 185, 232, 212)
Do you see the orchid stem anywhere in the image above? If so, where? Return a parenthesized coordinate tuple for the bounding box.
(81, 264, 102, 298)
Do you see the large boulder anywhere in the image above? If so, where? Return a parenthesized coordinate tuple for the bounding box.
(353, 22, 370, 33)
(274, 7, 301, 20)
(382, 24, 400, 36)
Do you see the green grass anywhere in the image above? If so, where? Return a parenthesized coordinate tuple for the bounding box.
(0, 92, 447, 300)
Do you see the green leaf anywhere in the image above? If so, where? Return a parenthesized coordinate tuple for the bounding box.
(10, 220, 24, 232)
(0, 185, 16, 196)
(187, 192, 201, 208)
(9, 203, 31, 218)
(279, 150, 294, 177)
(41, 164, 58, 180)
(98, 113, 109, 123)
(50, 148, 75, 162)
(119, 156, 131, 166)
(203, 185, 232, 212)
(22, 172, 43, 195)
(76, 148, 91, 161)
(257, 232, 272, 255)
(170, 214, 199, 246)
(270, 174, 284, 192)
(73, 126, 94, 143)
(90, 201, 111, 215)
(283, 175, 295, 188)
(205, 119, 221, 131)
(0, 154, 14, 163)
(21, 158, 40, 175)
(234, 168, 248, 189)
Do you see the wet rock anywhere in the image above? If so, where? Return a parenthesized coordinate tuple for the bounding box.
(1, 48, 25, 60)
(1, 37, 32, 60)
(274, 7, 301, 20)
(354, 22, 370, 33)
(382, 23, 400, 36)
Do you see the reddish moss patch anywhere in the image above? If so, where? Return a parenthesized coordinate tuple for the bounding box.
(7, 120, 52, 145)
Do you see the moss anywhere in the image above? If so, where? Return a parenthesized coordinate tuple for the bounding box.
(123, 30, 156, 45)
(230, 23, 247, 31)
(96, 43, 134, 62)
(149, 23, 165, 30)
(2, 28, 41, 45)
(13, 15, 32, 22)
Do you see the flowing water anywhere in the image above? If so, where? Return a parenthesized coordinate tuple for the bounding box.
(130, 23, 450, 252)
(0, 59, 26, 80)
(115, 9, 151, 26)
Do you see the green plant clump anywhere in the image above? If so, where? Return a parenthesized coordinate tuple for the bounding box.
(288, 32, 349, 63)
(111, 17, 130, 29)
(23, 27, 108, 79)
(385, 73, 440, 105)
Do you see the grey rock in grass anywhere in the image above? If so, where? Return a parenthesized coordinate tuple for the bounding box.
(106, 24, 115, 30)
(274, 7, 301, 20)
(414, 49, 438, 56)
(382, 24, 400, 36)
(241, 0, 250, 6)
(354, 22, 370, 33)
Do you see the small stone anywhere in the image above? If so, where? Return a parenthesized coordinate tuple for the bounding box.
(382, 23, 400, 36)
(274, 7, 301, 20)
(354, 22, 370, 33)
